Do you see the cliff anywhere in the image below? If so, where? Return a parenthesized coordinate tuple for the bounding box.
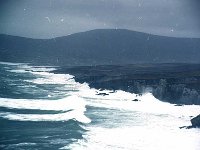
(54, 63, 200, 105)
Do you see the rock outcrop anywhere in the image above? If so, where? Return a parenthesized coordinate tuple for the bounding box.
(54, 63, 200, 105)
(152, 79, 200, 105)
(191, 115, 200, 127)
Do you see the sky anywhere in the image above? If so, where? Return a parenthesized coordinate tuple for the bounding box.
(0, 0, 200, 39)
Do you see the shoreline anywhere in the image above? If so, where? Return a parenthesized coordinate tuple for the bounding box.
(53, 63, 200, 105)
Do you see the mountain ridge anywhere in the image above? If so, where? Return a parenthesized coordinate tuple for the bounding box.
(1, 29, 200, 40)
(0, 29, 200, 66)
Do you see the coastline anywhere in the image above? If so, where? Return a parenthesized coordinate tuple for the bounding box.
(53, 63, 200, 105)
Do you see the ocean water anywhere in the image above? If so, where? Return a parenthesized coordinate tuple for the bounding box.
(0, 62, 200, 150)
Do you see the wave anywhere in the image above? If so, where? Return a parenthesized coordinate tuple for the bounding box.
(0, 95, 90, 123)
(1, 61, 200, 150)
(65, 93, 200, 150)
(0, 110, 91, 123)
(7, 65, 57, 73)
(25, 73, 74, 85)
(0, 95, 85, 111)
(1, 62, 199, 122)
(0, 61, 27, 66)
(85, 92, 200, 118)
(0, 62, 91, 124)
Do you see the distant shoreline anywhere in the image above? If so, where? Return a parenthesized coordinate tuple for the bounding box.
(1, 29, 200, 66)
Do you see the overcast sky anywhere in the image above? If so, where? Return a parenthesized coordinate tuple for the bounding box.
(0, 0, 200, 38)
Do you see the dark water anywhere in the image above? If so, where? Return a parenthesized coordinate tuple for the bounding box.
(0, 62, 199, 150)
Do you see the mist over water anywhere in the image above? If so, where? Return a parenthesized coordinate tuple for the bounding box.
(0, 62, 199, 150)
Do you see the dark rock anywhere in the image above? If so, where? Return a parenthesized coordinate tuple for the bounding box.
(179, 126, 193, 129)
(153, 79, 200, 105)
(179, 126, 189, 129)
(96, 93, 109, 96)
(132, 99, 140, 102)
(191, 114, 200, 127)
(174, 104, 183, 106)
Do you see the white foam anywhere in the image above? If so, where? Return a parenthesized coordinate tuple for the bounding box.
(25, 66, 57, 72)
(2, 62, 200, 121)
(9, 67, 56, 74)
(0, 63, 92, 124)
(8, 69, 29, 73)
(26, 73, 74, 85)
(67, 125, 200, 150)
(66, 93, 200, 150)
(7, 63, 75, 85)
(0, 61, 27, 66)
(0, 110, 91, 123)
(78, 88, 136, 101)
(8, 143, 37, 146)
(0, 95, 86, 111)
(78, 90, 199, 118)
(0, 95, 90, 123)
(1, 62, 200, 150)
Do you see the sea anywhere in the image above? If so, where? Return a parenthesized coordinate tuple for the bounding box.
(0, 62, 200, 150)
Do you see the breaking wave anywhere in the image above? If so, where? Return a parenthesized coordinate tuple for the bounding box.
(0, 62, 200, 150)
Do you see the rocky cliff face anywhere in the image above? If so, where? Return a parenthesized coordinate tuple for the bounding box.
(54, 63, 200, 105)
(151, 79, 200, 104)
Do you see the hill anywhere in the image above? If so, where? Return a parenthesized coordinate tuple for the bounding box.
(0, 29, 200, 66)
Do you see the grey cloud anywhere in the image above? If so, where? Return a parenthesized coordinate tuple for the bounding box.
(0, 0, 199, 38)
